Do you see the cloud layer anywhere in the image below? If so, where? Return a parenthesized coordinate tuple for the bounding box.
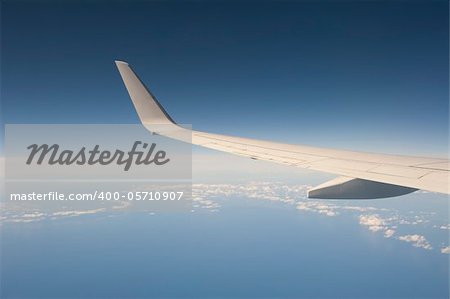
(190, 182, 448, 254)
(1, 181, 448, 254)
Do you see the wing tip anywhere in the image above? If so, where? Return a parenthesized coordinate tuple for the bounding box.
(115, 60, 129, 66)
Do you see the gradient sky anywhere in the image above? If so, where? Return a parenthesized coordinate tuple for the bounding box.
(2, 0, 448, 156)
(1, 2, 449, 298)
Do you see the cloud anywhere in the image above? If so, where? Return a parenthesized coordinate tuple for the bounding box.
(321, 210, 337, 217)
(192, 195, 221, 211)
(397, 235, 433, 250)
(22, 212, 46, 218)
(1, 181, 446, 254)
(384, 229, 395, 238)
(112, 201, 131, 209)
(5, 218, 43, 223)
(190, 182, 445, 253)
(341, 206, 381, 212)
(296, 202, 338, 217)
(441, 246, 450, 254)
(192, 182, 393, 219)
(52, 208, 106, 217)
(359, 214, 385, 232)
(357, 213, 437, 251)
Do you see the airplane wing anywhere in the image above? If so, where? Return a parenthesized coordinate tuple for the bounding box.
(115, 60, 449, 199)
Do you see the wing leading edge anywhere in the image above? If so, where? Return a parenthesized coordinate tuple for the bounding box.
(115, 60, 449, 199)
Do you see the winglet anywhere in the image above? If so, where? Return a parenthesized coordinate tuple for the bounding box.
(115, 60, 129, 66)
(115, 60, 175, 125)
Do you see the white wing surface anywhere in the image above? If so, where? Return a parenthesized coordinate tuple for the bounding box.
(116, 61, 449, 199)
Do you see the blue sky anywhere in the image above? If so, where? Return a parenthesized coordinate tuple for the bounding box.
(2, 0, 448, 156)
(1, 1, 449, 298)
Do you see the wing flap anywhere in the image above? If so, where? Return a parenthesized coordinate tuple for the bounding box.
(367, 165, 430, 179)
